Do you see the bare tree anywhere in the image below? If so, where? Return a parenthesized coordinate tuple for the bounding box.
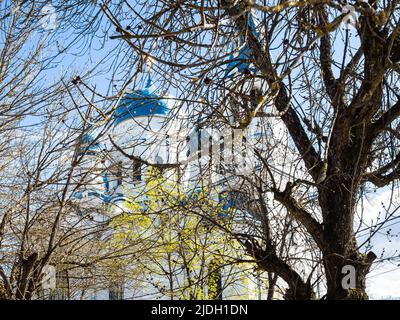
(100, 0, 400, 300)
(0, 0, 123, 299)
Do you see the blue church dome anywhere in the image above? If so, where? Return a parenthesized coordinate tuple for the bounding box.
(78, 132, 101, 156)
(225, 46, 256, 78)
(225, 12, 260, 78)
(114, 77, 170, 126)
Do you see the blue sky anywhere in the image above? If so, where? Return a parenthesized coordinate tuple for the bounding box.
(16, 1, 400, 298)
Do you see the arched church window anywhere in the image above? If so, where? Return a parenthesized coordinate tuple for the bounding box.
(132, 161, 141, 182)
(186, 135, 191, 158)
(219, 135, 225, 174)
(242, 136, 247, 158)
(116, 161, 123, 186)
(197, 128, 201, 159)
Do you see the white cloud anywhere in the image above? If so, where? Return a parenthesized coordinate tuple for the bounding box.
(359, 187, 400, 299)
(367, 263, 400, 299)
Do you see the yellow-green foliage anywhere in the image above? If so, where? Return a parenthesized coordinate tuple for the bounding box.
(103, 167, 250, 299)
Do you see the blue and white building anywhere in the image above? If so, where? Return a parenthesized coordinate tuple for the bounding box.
(68, 12, 295, 300)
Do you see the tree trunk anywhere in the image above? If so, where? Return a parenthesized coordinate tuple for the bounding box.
(320, 174, 376, 299)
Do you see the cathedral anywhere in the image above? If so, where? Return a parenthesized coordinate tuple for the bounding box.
(66, 12, 291, 300)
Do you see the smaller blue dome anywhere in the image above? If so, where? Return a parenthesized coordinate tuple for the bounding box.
(225, 13, 260, 78)
(114, 77, 170, 126)
(225, 46, 256, 78)
(78, 133, 101, 156)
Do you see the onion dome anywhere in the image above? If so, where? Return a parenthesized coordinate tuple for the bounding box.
(225, 46, 256, 78)
(77, 132, 101, 156)
(113, 76, 170, 127)
(225, 11, 260, 78)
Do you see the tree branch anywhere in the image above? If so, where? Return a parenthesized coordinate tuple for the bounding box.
(363, 152, 400, 187)
(273, 182, 326, 250)
(318, 7, 338, 104)
(243, 239, 313, 299)
(390, 29, 400, 63)
(222, 1, 322, 181)
(369, 98, 400, 136)
(0, 265, 12, 299)
(109, 135, 180, 169)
